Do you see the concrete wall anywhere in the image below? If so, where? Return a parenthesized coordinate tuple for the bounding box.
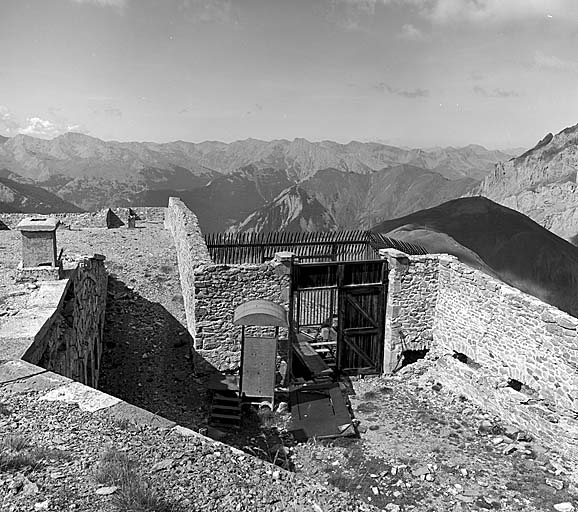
(0, 256, 108, 388)
(386, 251, 578, 473)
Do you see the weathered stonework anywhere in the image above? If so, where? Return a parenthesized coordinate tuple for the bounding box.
(0, 256, 108, 388)
(164, 197, 212, 344)
(194, 260, 290, 371)
(162, 197, 578, 472)
(164, 197, 292, 372)
(382, 249, 439, 372)
(387, 251, 578, 476)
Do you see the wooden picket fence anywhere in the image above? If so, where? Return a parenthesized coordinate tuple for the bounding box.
(204, 230, 427, 264)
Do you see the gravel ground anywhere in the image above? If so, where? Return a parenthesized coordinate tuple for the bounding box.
(2, 223, 578, 511)
(0, 389, 377, 512)
(292, 362, 578, 512)
(0, 231, 32, 329)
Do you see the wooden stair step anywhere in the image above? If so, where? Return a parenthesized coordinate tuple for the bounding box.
(210, 413, 241, 421)
(212, 404, 241, 411)
(214, 392, 240, 401)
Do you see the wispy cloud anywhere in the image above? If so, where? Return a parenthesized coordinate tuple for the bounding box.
(375, 82, 429, 98)
(335, 0, 577, 26)
(70, 0, 128, 8)
(179, 0, 240, 24)
(416, 0, 574, 25)
(0, 106, 21, 136)
(103, 107, 123, 118)
(20, 118, 86, 138)
(321, 0, 381, 32)
(0, 106, 86, 139)
(534, 50, 578, 73)
(473, 86, 520, 98)
(398, 23, 426, 41)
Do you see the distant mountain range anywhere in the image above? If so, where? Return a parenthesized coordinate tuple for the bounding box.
(0, 169, 82, 214)
(477, 122, 578, 244)
(222, 164, 478, 234)
(372, 196, 578, 317)
(0, 132, 518, 215)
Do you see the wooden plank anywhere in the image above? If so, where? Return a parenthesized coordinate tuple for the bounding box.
(292, 334, 333, 378)
(342, 333, 377, 368)
(241, 337, 277, 401)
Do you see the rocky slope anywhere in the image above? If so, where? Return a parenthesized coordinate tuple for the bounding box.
(0, 171, 83, 214)
(477, 122, 578, 244)
(134, 166, 294, 233)
(228, 165, 477, 234)
(301, 165, 477, 229)
(0, 132, 512, 211)
(372, 196, 578, 317)
(230, 185, 337, 233)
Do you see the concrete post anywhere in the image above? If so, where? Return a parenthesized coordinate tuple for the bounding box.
(16, 217, 62, 281)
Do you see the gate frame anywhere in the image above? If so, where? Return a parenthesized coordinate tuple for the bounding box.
(290, 258, 389, 377)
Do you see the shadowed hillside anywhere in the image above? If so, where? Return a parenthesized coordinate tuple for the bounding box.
(0, 172, 84, 214)
(373, 196, 578, 317)
(300, 165, 477, 229)
(230, 185, 337, 233)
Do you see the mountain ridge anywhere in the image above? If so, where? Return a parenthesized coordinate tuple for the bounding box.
(477, 122, 578, 243)
(372, 196, 578, 317)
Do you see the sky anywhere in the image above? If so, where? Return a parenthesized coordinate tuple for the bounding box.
(1, 0, 578, 149)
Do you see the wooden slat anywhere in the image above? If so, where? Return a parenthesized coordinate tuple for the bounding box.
(241, 337, 276, 402)
(205, 229, 428, 265)
(292, 334, 333, 378)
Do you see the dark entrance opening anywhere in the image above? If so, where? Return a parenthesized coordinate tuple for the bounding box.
(399, 349, 429, 369)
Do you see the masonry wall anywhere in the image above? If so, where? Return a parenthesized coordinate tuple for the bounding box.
(194, 261, 290, 371)
(383, 252, 578, 472)
(35, 257, 108, 387)
(429, 255, 578, 470)
(1, 256, 108, 388)
(164, 197, 213, 347)
(382, 250, 440, 372)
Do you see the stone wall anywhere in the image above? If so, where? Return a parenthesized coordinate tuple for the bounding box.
(386, 251, 578, 474)
(36, 257, 108, 387)
(164, 197, 212, 344)
(164, 197, 291, 372)
(194, 260, 290, 371)
(382, 249, 440, 372)
(0, 256, 108, 388)
(430, 255, 578, 472)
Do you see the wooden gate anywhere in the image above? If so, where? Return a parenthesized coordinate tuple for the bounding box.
(291, 259, 388, 375)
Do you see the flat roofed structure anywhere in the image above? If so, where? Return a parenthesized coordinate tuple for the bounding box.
(16, 217, 60, 268)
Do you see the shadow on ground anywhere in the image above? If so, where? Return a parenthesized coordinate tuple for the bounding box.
(98, 276, 213, 430)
